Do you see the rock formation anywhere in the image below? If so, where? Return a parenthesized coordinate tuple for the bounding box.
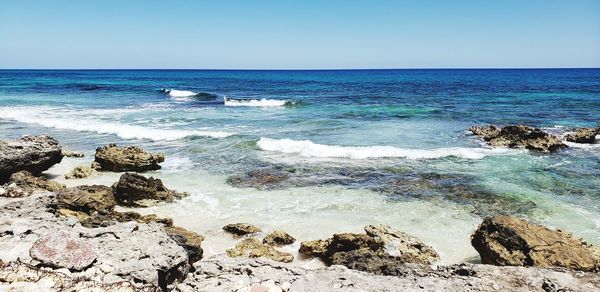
(64, 165, 95, 179)
(0, 135, 63, 183)
(226, 238, 294, 263)
(469, 124, 566, 152)
(92, 143, 164, 172)
(112, 172, 186, 207)
(263, 230, 296, 246)
(565, 127, 599, 144)
(9, 171, 65, 193)
(223, 223, 261, 236)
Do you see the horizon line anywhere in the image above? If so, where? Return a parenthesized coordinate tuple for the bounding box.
(0, 67, 599, 71)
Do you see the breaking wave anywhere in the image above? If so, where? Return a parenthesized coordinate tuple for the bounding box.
(161, 89, 218, 101)
(224, 97, 289, 107)
(256, 138, 511, 160)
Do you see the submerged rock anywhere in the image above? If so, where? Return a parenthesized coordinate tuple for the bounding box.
(92, 143, 164, 172)
(469, 124, 566, 152)
(263, 230, 296, 246)
(9, 171, 65, 193)
(29, 230, 97, 271)
(223, 223, 262, 236)
(565, 127, 599, 144)
(227, 168, 289, 189)
(64, 165, 95, 179)
(226, 238, 294, 263)
(0, 135, 63, 183)
(299, 225, 438, 274)
(56, 185, 116, 214)
(471, 216, 600, 271)
(112, 172, 186, 207)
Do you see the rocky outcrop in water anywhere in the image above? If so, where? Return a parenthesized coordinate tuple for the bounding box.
(92, 143, 165, 172)
(223, 223, 262, 236)
(263, 230, 296, 246)
(469, 124, 567, 152)
(112, 172, 186, 207)
(565, 127, 600, 144)
(227, 168, 289, 189)
(226, 237, 294, 263)
(64, 165, 95, 179)
(471, 216, 600, 271)
(300, 225, 439, 274)
(0, 135, 63, 183)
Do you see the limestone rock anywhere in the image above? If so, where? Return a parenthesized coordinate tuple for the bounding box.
(565, 127, 599, 144)
(227, 168, 289, 189)
(10, 171, 65, 192)
(299, 239, 330, 257)
(92, 143, 164, 172)
(29, 230, 98, 271)
(64, 165, 95, 179)
(226, 238, 293, 263)
(364, 224, 439, 264)
(56, 185, 116, 214)
(471, 216, 600, 271)
(470, 124, 567, 152)
(263, 230, 296, 246)
(112, 172, 186, 207)
(61, 149, 84, 158)
(0, 183, 28, 198)
(0, 135, 63, 183)
(223, 223, 261, 236)
(165, 226, 204, 265)
(58, 208, 173, 228)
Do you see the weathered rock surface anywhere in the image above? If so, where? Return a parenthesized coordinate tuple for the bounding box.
(9, 170, 65, 193)
(227, 168, 289, 189)
(226, 238, 294, 263)
(565, 127, 599, 144)
(263, 230, 296, 246)
(0, 135, 63, 183)
(61, 149, 85, 158)
(470, 124, 567, 152)
(165, 226, 204, 265)
(176, 255, 600, 291)
(471, 216, 600, 271)
(57, 208, 172, 228)
(300, 225, 439, 273)
(113, 172, 186, 207)
(92, 143, 164, 172)
(223, 223, 261, 236)
(0, 183, 28, 198)
(29, 230, 98, 271)
(56, 185, 116, 214)
(64, 165, 95, 179)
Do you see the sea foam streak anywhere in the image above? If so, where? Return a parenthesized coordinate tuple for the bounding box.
(224, 97, 288, 107)
(1, 107, 234, 141)
(257, 138, 510, 160)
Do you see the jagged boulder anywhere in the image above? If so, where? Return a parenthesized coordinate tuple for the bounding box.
(565, 127, 599, 144)
(9, 171, 65, 193)
(471, 216, 600, 271)
(165, 226, 204, 265)
(64, 166, 95, 179)
(92, 144, 164, 172)
(0, 135, 63, 183)
(56, 185, 116, 214)
(263, 230, 296, 246)
(223, 223, 261, 236)
(469, 125, 566, 152)
(226, 238, 293, 263)
(112, 172, 186, 207)
(299, 225, 439, 274)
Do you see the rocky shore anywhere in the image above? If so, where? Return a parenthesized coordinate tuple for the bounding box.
(1, 134, 600, 291)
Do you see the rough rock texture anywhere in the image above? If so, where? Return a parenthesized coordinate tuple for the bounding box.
(113, 172, 186, 207)
(300, 225, 439, 273)
(0, 193, 190, 290)
(0, 135, 63, 183)
(469, 124, 567, 152)
(0, 183, 28, 198)
(263, 230, 296, 246)
(61, 149, 85, 158)
(9, 171, 65, 193)
(64, 165, 95, 179)
(227, 168, 289, 189)
(92, 143, 164, 172)
(565, 127, 599, 144)
(223, 223, 261, 236)
(29, 230, 98, 271)
(57, 208, 173, 228)
(471, 216, 600, 271)
(176, 255, 600, 291)
(226, 238, 294, 263)
(165, 226, 204, 266)
(56, 185, 116, 214)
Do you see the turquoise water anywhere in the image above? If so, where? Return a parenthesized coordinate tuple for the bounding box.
(1, 69, 599, 264)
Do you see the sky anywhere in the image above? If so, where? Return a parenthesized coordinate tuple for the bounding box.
(0, 0, 599, 69)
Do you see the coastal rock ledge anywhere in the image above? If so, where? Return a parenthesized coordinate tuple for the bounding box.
(0, 135, 63, 183)
(92, 143, 165, 172)
(469, 124, 566, 152)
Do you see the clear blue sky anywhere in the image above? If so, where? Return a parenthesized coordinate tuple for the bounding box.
(0, 0, 599, 69)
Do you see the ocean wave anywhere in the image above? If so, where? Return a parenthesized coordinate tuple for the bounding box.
(257, 138, 511, 160)
(0, 107, 234, 141)
(224, 97, 289, 107)
(161, 89, 218, 101)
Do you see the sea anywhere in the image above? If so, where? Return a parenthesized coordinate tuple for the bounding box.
(1, 69, 599, 265)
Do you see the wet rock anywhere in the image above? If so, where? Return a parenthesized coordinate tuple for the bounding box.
(61, 149, 84, 158)
(263, 230, 296, 246)
(227, 168, 289, 189)
(226, 238, 293, 263)
(0, 135, 63, 183)
(223, 223, 261, 236)
(112, 172, 186, 207)
(9, 171, 65, 192)
(56, 185, 116, 214)
(469, 124, 567, 152)
(165, 226, 204, 265)
(565, 127, 599, 144)
(64, 165, 95, 179)
(299, 225, 438, 273)
(29, 230, 97, 271)
(471, 216, 600, 271)
(92, 143, 165, 172)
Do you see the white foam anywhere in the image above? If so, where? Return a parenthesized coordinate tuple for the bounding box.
(0, 107, 234, 141)
(564, 141, 600, 149)
(224, 97, 287, 107)
(257, 138, 510, 160)
(161, 89, 199, 101)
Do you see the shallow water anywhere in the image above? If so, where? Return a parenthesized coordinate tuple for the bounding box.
(1, 69, 599, 265)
